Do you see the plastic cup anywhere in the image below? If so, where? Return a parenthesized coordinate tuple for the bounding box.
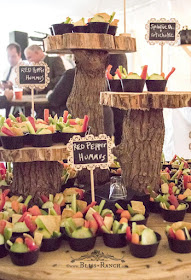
(14, 88, 23, 100)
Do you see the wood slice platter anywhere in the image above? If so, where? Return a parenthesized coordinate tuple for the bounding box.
(0, 143, 69, 163)
(100, 91, 191, 110)
(0, 213, 191, 280)
(44, 34, 136, 54)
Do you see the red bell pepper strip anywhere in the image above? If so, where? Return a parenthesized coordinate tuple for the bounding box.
(168, 228, 176, 239)
(140, 65, 148, 80)
(0, 169, 6, 180)
(22, 205, 28, 214)
(0, 193, 6, 211)
(116, 209, 124, 214)
(0, 220, 6, 235)
(168, 194, 179, 209)
(82, 115, 89, 132)
(165, 167, 170, 173)
(16, 117, 22, 123)
(3, 189, 10, 197)
(126, 226, 132, 242)
(69, 120, 77, 125)
(184, 175, 189, 188)
(161, 72, 165, 78)
(40, 194, 49, 203)
(84, 220, 90, 228)
(63, 111, 68, 123)
(0, 163, 6, 170)
(28, 116, 36, 132)
(170, 154, 177, 164)
(24, 215, 37, 232)
(44, 109, 49, 123)
(28, 205, 41, 216)
(168, 186, 173, 195)
(115, 69, 122, 79)
(75, 188, 84, 200)
(92, 212, 104, 227)
(165, 67, 176, 80)
(1, 127, 15, 136)
(53, 203, 61, 215)
(106, 65, 113, 80)
(25, 237, 38, 251)
(5, 118, 12, 127)
(18, 211, 30, 222)
(82, 201, 97, 214)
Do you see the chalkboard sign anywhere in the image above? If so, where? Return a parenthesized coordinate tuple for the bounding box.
(16, 61, 50, 89)
(149, 22, 175, 41)
(145, 18, 180, 45)
(67, 134, 113, 171)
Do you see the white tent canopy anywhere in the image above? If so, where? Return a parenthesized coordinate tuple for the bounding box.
(0, 0, 191, 159)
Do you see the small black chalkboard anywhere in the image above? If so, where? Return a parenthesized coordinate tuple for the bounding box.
(73, 139, 108, 166)
(149, 22, 176, 42)
(19, 66, 46, 85)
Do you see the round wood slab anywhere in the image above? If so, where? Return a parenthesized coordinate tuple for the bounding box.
(0, 213, 191, 280)
(44, 33, 136, 54)
(100, 91, 191, 110)
(0, 143, 69, 163)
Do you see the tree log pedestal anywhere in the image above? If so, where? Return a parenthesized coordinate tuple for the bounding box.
(12, 161, 62, 203)
(44, 33, 136, 187)
(100, 91, 191, 194)
(0, 144, 69, 202)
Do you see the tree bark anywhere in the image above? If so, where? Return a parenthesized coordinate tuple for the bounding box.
(67, 50, 110, 185)
(12, 161, 62, 203)
(114, 109, 164, 194)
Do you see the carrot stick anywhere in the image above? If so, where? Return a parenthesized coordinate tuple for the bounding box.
(165, 67, 176, 80)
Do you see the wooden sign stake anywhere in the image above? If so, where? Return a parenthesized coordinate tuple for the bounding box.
(31, 88, 35, 118)
(90, 169, 95, 202)
(161, 43, 164, 73)
(124, 0, 126, 33)
(67, 134, 114, 203)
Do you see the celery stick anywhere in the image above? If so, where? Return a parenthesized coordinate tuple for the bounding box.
(115, 203, 123, 210)
(24, 195, 32, 206)
(98, 200, 106, 214)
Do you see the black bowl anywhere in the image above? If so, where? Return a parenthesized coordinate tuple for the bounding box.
(108, 25, 117, 36)
(179, 29, 191, 44)
(73, 26, 89, 33)
(31, 133, 53, 147)
(122, 79, 145, 92)
(60, 227, 69, 240)
(23, 133, 33, 146)
(148, 200, 161, 213)
(0, 244, 8, 258)
(5, 244, 40, 266)
(108, 80, 123, 92)
(1, 135, 25, 150)
(52, 131, 62, 143)
(160, 203, 189, 222)
(167, 235, 191, 253)
(129, 232, 161, 258)
(56, 131, 86, 145)
(88, 22, 109, 34)
(128, 211, 149, 228)
(40, 235, 62, 252)
(103, 233, 127, 248)
(184, 200, 191, 213)
(68, 236, 96, 251)
(146, 80, 167, 92)
(51, 24, 74, 35)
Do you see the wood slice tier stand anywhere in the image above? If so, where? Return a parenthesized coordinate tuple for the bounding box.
(44, 34, 136, 185)
(0, 144, 69, 202)
(100, 91, 191, 193)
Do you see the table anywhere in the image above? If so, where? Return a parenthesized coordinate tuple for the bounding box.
(0, 213, 191, 280)
(8, 94, 49, 117)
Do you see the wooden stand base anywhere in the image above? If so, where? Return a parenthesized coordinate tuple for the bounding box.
(114, 109, 164, 193)
(12, 161, 63, 203)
